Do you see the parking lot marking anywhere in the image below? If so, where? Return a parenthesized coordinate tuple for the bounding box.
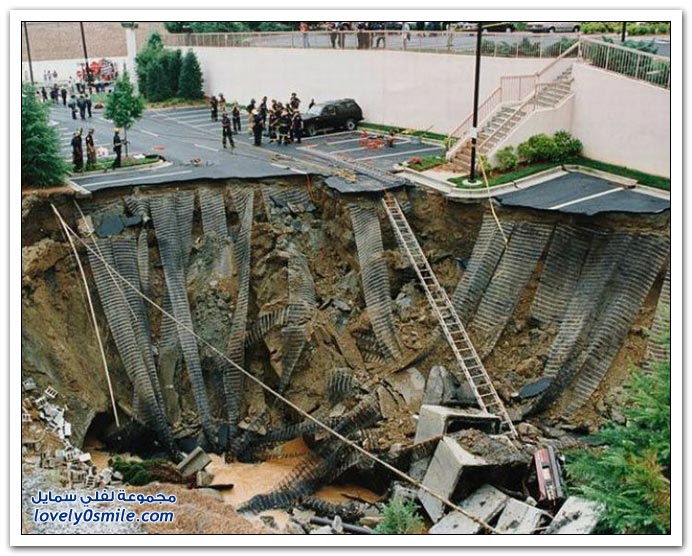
(356, 146, 441, 161)
(548, 188, 622, 210)
(139, 129, 159, 137)
(301, 130, 357, 141)
(194, 143, 220, 152)
(78, 170, 194, 188)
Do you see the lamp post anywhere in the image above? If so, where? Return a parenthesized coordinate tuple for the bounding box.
(121, 22, 139, 93)
(621, 21, 627, 42)
(79, 22, 92, 86)
(468, 21, 483, 184)
(23, 22, 34, 85)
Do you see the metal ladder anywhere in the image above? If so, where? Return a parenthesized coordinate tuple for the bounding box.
(382, 193, 517, 437)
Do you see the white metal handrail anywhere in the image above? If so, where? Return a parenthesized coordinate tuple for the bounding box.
(579, 36, 670, 89)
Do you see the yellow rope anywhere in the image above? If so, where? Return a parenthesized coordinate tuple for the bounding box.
(479, 155, 509, 245)
(51, 203, 503, 535)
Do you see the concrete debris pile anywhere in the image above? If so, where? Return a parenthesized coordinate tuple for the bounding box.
(22, 386, 123, 489)
(406, 381, 603, 534)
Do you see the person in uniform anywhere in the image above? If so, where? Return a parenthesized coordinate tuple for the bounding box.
(85, 95, 93, 118)
(289, 93, 301, 113)
(210, 95, 219, 121)
(259, 96, 269, 135)
(267, 107, 278, 143)
(68, 95, 78, 119)
(60, 87, 67, 106)
(232, 104, 241, 133)
(277, 110, 291, 145)
(221, 111, 234, 149)
(112, 128, 124, 169)
(77, 94, 87, 120)
(85, 128, 97, 170)
(291, 111, 303, 144)
(247, 98, 256, 135)
(71, 129, 84, 172)
(252, 109, 264, 146)
(218, 93, 227, 114)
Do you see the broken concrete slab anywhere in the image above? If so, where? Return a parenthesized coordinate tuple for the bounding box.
(429, 484, 509, 534)
(544, 497, 604, 535)
(176, 446, 211, 478)
(418, 436, 487, 522)
(385, 367, 425, 413)
(414, 405, 501, 444)
(495, 497, 545, 534)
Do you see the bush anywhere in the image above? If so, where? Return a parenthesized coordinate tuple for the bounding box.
(145, 58, 169, 102)
(374, 499, 425, 534)
(178, 50, 204, 100)
(21, 83, 69, 187)
(566, 326, 670, 534)
(163, 49, 183, 98)
(553, 130, 583, 160)
(517, 133, 559, 163)
(135, 32, 164, 98)
(495, 146, 518, 172)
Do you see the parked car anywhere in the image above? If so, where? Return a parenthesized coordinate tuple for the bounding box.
(482, 22, 516, 33)
(302, 99, 364, 136)
(526, 22, 581, 33)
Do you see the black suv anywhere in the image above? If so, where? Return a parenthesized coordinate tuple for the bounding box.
(302, 99, 364, 136)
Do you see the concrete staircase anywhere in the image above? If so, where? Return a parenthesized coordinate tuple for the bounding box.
(447, 68, 574, 175)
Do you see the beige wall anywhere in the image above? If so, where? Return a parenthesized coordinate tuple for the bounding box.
(187, 47, 551, 134)
(571, 63, 670, 178)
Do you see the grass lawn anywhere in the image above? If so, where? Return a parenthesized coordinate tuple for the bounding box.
(360, 122, 450, 143)
(408, 155, 447, 172)
(448, 157, 670, 191)
(146, 97, 209, 109)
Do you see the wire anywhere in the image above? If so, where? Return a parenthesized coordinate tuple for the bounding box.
(52, 206, 120, 428)
(50, 203, 503, 534)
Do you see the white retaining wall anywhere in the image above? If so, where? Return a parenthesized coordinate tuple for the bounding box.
(571, 63, 670, 178)
(185, 47, 550, 134)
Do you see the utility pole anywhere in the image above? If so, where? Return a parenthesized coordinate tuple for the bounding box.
(79, 22, 92, 86)
(468, 21, 483, 184)
(23, 22, 34, 85)
(621, 21, 627, 42)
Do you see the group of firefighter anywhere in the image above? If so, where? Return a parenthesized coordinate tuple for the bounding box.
(210, 92, 309, 149)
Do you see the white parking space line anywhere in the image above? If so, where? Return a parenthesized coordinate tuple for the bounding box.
(79, 170, 193, 187)
(325, 136, 368, 145)
(194, 143, 220, 152)
(301, 131, 358, 141)
(355, 146, 441, 161)
(151, 108, 208, 118)
(170, 113, 215, 121)
(139, 129, 159, 137)
(549, 188, 622, 210)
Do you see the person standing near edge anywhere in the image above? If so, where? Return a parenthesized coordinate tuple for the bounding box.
(71, 129, 84, 172)
(112, 127, 125, 169)
(85, 128, 97, 170)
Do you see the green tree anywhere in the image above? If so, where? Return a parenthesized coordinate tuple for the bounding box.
(164, 49, 183, 98)
(145, 57, 169, 102)
(135, 32, 164, 98)
(178, 50, 204, 100)
(21, 83, 69, 187)
(104, 71, 145, 157)
(567, 325, 671, 534)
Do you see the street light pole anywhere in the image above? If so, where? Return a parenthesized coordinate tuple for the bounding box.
(468, 21, 483, 184)
(23, 22, 35, 85)
(79, 22, 92, 86)
(621, 21, 627, 42)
